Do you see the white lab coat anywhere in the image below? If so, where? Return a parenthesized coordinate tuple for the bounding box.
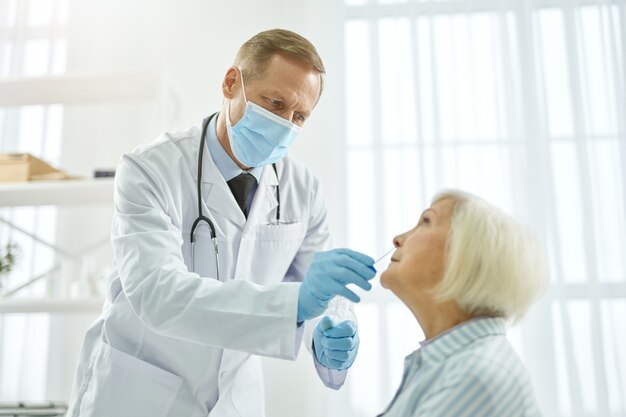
(67, 124, 342, 417)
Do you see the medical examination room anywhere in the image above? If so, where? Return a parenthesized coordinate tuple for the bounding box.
(0, 0, 625, 416)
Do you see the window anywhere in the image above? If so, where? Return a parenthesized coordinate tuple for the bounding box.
(343, 1, 626, 416)
(0, 0, 69, 400)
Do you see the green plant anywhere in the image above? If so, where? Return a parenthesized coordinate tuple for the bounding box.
(0, 243, 19, 287)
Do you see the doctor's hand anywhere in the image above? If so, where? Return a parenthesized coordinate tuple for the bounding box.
(298, 248, 376, 322)
(313, 317, 359, 371)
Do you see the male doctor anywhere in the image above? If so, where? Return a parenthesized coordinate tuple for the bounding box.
(67, 29, 376, 417)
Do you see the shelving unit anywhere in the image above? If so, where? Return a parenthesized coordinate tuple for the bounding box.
(0, 178, 114, 207)
(0, 72, 181, 315)
(0, 298, 104, 314)
(0, 179, 114, 314)
(0, 72, 181, 131)
(0, 72, 177, 105)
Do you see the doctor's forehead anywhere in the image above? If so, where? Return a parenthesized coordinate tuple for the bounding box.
(256, 55, 320, 87)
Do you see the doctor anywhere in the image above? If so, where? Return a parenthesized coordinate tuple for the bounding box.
(67, 29, 376, 417)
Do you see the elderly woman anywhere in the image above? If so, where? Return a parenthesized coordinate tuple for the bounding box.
(378, 190, 548, 417)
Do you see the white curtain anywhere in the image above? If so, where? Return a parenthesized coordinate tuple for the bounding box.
(340, 0, 626, 416)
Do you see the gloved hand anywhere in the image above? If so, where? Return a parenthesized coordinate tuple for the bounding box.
(313, 317, 359, 371)
(297, 248, 376, 322)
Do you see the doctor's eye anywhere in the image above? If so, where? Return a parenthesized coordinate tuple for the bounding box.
(266, 98, 282, 108)
(294, 112, 306, 123)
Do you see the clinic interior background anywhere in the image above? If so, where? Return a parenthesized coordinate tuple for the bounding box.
(0, 0, 625, 416)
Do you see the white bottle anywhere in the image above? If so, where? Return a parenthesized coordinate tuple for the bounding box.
(323, 296, 358, 329)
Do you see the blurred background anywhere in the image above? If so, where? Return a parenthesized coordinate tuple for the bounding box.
(0, 0, 624, 416)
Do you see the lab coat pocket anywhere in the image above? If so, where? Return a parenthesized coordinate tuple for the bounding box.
(79, 341, 183, 417)
(255, 221, 304, 241)
(237, 222, 305, 284)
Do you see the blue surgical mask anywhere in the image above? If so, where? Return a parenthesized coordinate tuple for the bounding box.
(226, 69, 301, 167)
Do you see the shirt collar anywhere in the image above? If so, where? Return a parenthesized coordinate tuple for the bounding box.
(204, 114, 263, 183)
(414, 317, 508, 366)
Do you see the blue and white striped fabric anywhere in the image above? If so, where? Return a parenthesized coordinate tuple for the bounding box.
(378, 317, 542, 417)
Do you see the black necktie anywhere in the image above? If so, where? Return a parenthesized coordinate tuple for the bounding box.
(227, 173, 257, 218)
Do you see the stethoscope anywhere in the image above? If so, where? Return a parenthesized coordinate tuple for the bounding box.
(190, 112, 281, 280)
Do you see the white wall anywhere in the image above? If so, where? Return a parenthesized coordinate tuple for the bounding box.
(51, 1, 349, 415)
(61, 0, 347, 241)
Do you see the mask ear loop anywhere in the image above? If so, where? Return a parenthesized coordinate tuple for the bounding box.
(226, 67, 248, 128)
(237, 66, 249, 103)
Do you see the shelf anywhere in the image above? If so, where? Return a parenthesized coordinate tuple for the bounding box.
(0, 178, 114, 207)
(0, 73, 172, 106)
(0, 298, 104, 314)
(0, 402, 67, 416)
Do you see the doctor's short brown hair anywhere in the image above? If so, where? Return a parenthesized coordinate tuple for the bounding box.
(234, 28, 326, 97)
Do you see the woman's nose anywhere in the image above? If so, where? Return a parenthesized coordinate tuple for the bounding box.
(393, 234, 402, 248)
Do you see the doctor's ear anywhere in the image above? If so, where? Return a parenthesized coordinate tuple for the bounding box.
(222, 67, 240, 99)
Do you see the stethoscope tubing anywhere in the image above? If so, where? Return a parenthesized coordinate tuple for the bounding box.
(190, 113, 281, 280)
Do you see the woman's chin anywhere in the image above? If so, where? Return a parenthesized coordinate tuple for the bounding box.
(380, 270, 391, 289)
(380, 262, 399, 289)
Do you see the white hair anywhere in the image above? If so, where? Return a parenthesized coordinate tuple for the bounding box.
(431, 190, 549, 323)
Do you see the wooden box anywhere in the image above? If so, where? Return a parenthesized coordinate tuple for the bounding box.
(0, 153, 72, 182)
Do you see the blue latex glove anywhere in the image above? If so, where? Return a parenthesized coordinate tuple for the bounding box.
(313, 317, 359, 371)
(298, 248, 376, 322)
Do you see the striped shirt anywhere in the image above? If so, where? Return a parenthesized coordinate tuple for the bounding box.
(378, 317, 542, 417)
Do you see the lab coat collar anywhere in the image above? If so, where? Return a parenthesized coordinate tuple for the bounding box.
(244, 164, 279, 231)
(198, 125, 280, 227)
